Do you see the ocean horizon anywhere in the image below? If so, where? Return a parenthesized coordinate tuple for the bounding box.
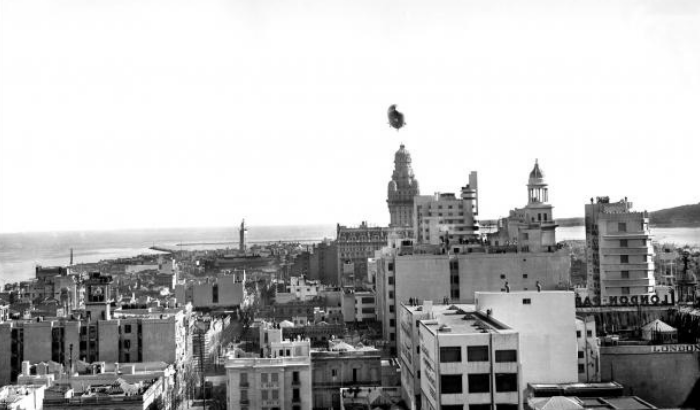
(2, 224, 699, 288)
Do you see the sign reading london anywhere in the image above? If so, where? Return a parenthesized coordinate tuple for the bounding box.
(576, 293, 675, 308)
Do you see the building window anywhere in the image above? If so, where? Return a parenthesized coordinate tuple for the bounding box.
(620, 239, 628, 247)
(261, 373, 268, 383)
(495, 350, 517, 362)
(388, 263, 394, 272)
(587, 330, 593, 337)
(441, 375, 463, 394)
(523, 273, 528, 279)
(124, 325, 131, 334)
(390, 333, 395, 341)
(390, 319, 395, 327)
(621, 270, 630, 279)
(440, 347, 462, 363)
(331, 369, 338, 378)
(618, 222, 626, 232)
(451, 289, 460, 299)
(495, 373, 517, 392)
(389, 291, 394, 299)
(388, 277, 394, 285)
(620, 255, 629, 264)
(293, 371, 300, 384)
(240, 372, 248, 386)
(578, 364, 585, 374)
(500, 274, 506, 279)
(262, 390, 268, 400)
(293, 388, 300, 401)
(522, 298, 532, 305)
(123, 340, 131, 349)
(468, 374, 490, 393)
(389, 305, 395, 313)
(576, 330, 582, 338)
(467, 346, 489, 362)
(621, 287, 630, 295)
(578, 350, 584, 358)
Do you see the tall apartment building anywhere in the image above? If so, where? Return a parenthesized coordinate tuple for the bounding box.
(414, 172, 479, 245)
(336, 222, 388, 286)
(225, 339, 312, 410)
(399, 301, 471, 410)
(402, 291, 580, 410)
(585, 197, 655, 304)
(488, 161, 557, 253)
(388, 144, 420, 228)
(418, 303, 520, 410)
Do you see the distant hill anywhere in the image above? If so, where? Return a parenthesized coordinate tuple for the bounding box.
(482, 203, 700, 228)
(650, 202, 700, 227)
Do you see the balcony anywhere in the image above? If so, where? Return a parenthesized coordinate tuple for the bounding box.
(239, 381, 250, 388)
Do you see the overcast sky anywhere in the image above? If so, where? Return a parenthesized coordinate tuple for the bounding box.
(1, 0, 699, 233)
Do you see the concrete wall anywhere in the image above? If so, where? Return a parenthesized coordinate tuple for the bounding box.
(141, 319, 176, 364)
(457, 251, 570, 303)
(98, 320, 120, 363)
(23, 322, 52, 364)
(0, 324, 14, 384)
(601, 345, 700, 408)
(476, 291, 578, 390)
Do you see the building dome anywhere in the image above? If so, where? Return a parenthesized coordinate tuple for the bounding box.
(394, 144, 412, 164)
(528, 159, 546, 186)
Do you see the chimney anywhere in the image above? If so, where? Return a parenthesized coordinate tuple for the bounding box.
(22, 361, 31, 376)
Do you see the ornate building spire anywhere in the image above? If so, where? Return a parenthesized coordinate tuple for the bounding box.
(387, 144, 420, 227)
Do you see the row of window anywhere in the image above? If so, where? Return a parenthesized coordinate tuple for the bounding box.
(440, 347, 517, 363)
(619, 255, 650, 263)
(441, 373, 517, 394)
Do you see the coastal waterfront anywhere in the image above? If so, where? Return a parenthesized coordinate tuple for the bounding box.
(2, 224, 699, 287)
(0, 224, 336, 286)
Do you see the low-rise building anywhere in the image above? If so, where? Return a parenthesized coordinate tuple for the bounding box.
(225, 339, 313, 410)
(0, 384, 45, 410)
(176, 270, 246, 309)
(311, 343, 383, 409)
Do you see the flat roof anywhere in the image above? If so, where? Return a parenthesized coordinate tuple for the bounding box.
(421, 307, 513, 335)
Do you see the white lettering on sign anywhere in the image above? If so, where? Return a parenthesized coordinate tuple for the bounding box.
(650, 344, 700, 353)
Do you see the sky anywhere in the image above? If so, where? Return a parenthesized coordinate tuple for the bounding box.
(1, 0, 699, 233)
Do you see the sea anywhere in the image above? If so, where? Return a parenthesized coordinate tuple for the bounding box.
(1, 225, 699, 288)
(0, 225, 337, 287)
